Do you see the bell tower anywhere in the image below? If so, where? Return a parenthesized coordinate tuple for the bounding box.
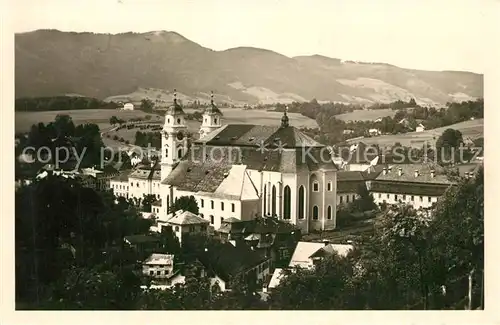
(199, 91, 223, 139)
(161, 89, 188, 178)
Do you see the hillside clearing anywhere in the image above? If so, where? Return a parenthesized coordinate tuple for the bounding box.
(346, 118, 483, 148)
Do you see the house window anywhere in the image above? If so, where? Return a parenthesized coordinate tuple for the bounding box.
(298, 185, 305, 219)
(313, 182, 319, 192)
(221, 202, 224, 211)
(130, 182, 133, 187)
(283, 185, 291, 220)
(403, 195, 406, 200)
(271, 185, 277, 216)
(201, 199, 204, 208)
(395, 195, 398, 201)
(386, 194, 390, 199)
(165, 270, 169, 275)
(221, 217, 224, 223)
(157, 270, 161, 276)
(312, 206, 319, 220)
(211, 200, 214, 209)
(340, 196, 343, 204)
(411, 195, 414, 201)
(327, 182, 332, 191)
(428, 196, 432, 203)
(149, 270, 154, 276)
(210, 215, 214, 224)
(178, 149, 182, 158)
(420, 196, 423, 202)
(177, 118, 181, 124)
(346, 196, 350, 203)
(231, 203, 235, 212)
(214, 118, 218, 124)
(327, 206, 332, 220)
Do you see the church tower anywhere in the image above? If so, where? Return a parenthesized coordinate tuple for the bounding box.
(199, 91, 223, 139)
(161, 89, 188, 178)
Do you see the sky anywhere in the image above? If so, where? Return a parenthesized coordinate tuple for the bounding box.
(8, 0, 493, 73)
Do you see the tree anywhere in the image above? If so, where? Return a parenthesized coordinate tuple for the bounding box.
(141, 194, 157, 213)
(436, 128, 463, 165)
(168, 196, 199, 215)
(109, 116, 119, 126)
(140, 99, 154, 113)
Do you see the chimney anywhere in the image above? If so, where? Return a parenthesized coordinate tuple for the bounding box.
(322, 239, 330, 246)
(414, 170, 419, 178)
(383, 167, 387, 175)
(398, 168, 402, 177)
(430, 170, 435, 178)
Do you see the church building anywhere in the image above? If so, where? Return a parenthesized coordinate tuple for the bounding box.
(158, 90, 338, 234)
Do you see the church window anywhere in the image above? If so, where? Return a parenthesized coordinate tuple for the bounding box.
(204, 118, 207, 123)
(313, 206, 319, 220)
(165, 148, 168, 157)
(313, 182, 319, 192)
(201, 199, 204, 208)
(283, 186, 291, 220)
(210, 215, 214, 224)
(178, 149, 182, 158)
(263, 185, 267, 215)
(298, 186, 305, 219)
(167, 118, 170, 124)
(211, 200, 214, 209)
(214, 118, 218, 124)
(221, 202, 224, 211)
(327, 206, 332, 220)
(177, 118, 181, 124)
(271, 185, 277, 216)
(340, 196, 343, 204)
(327, 182, 332, 191)
(231, 203, 235, 212)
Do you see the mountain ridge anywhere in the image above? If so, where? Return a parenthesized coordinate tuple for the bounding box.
(15, 29, 483, 105)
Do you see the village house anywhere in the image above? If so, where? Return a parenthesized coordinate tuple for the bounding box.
(367, 164, 455, 209)
(215, 216, 301, 269)
(415, 123, 426, 132)
(154, 209, 210, 246)
(189, 240, 272, 291)
(268, 241, 353, 290)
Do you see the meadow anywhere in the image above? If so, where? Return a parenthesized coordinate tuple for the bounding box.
(346, 118, 484, 148)
(15, 109, 156, 133)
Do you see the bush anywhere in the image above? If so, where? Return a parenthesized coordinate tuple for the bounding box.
(113, 135, 119, 141)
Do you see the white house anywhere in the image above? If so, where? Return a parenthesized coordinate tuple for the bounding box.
(142, 253, 175, 279)
(368, 128, 381, 136)
(367, 164, 455, 209)
(416, 124, 426, 132)
(123, 103, 134, 110)
(156, 209, 209, 246)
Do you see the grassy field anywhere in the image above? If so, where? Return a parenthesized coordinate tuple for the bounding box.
(15, 109, 157, 133)
(346, 118, 484, 148)
(16, 108, 318, 134)
(334, 108, 396, 122)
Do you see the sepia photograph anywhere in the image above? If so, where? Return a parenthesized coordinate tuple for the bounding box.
(1, 0, 497, 321)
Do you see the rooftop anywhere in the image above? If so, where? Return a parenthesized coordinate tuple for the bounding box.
(289, 241, 353, 268)
(144, 253, 174, 266)
(374, 163, 452, 184)
(165, 209, 209, 225)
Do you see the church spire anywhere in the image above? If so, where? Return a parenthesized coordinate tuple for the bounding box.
(281, 106, 289, 128)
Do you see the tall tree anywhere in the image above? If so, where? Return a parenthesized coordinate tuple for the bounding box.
(168, 196, 199, 215)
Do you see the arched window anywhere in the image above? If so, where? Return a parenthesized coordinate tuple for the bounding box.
(178, 148, 182, 158)
(298, 185, 305, 219)
(214, 118, 218, 124)
(271, 185, 277, 216)
(327, 206, 332, 220)
(263, 185, 267, 215)
(167, 118, 170, 124)
(210, 215, 214, 224)
(165, 148, 168, 157)
(204, 118, 207, 123)
(283, 185, 291, 219)
(313, 206, 319, 220)
(177, 118, 181, 124)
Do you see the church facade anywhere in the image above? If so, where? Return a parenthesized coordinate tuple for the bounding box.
(158, 91, 338, 234)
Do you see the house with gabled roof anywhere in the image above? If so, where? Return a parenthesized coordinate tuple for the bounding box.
(367, 163, 455, 209)
(155, 209, 209, 246)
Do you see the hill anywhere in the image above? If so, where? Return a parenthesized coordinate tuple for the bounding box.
(15, 30, 483, 106)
